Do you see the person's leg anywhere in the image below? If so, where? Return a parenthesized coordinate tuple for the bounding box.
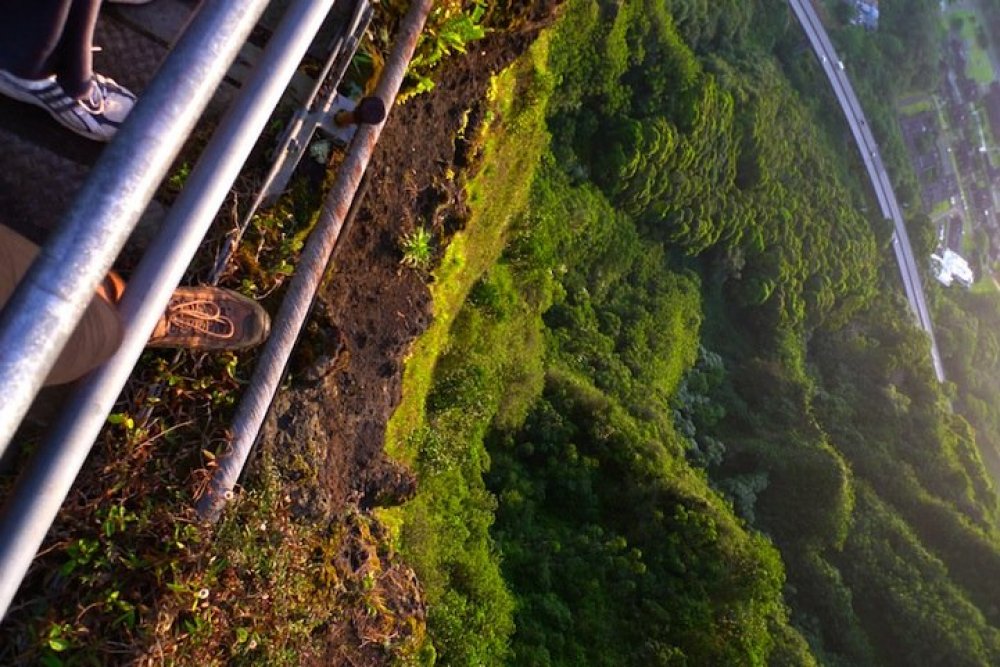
(48, 0, 102, 99)
(0, 221, 270, 386)
(0, 225, 123, 386)
(0, 0, 136, 142)
(0, 0, 75, 82)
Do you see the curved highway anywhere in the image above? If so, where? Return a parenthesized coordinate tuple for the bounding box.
(788, 0, 946, 382)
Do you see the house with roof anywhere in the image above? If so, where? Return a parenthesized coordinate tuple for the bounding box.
(852, 0, 879, 30)
(931, 249, 974, 287)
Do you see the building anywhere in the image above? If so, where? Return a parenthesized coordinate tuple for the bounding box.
(852, 0, 880, 30)
(931, 249, 974, 287)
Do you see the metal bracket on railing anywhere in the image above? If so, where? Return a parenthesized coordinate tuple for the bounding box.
(259, 0, 373, 204)
(260, 91, 367, 199)
(207, 0, 373, 283)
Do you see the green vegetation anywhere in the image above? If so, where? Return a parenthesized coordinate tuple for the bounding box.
(376, 0, 492, 99)
(898, 97, 934, 115)
(400, 225, 435, 270)
(931, 198, 952, 218)
(936, 288, 1000, 484)
(11, 0, 1000, 663)
(951, 10, 995, 85)
(383, 32, 554, 665)
(388, 0, 1000, 664)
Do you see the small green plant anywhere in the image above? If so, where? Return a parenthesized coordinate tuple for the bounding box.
(106, 412, 135, 431)
(400, 1, 489, 99)
(167, 162, 192, 192)
(44, 622, 76, 653)
(400, 226, 434, 270)
(97, 504, 138, 538)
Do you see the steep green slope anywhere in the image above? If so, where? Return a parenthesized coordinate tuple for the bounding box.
(388, 0, 1000, 664)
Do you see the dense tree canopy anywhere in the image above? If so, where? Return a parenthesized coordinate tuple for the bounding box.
(402, 0, 1000, 663)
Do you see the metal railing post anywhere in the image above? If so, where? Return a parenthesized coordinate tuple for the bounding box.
(197, 0, 437, 521)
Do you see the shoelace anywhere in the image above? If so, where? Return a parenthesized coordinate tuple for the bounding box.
(165, 299, 235, 340)
(78, 78, 106, 114)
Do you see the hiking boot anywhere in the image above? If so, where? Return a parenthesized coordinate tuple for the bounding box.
(148, 287, 270, 351)
(0, 70, 136, 142)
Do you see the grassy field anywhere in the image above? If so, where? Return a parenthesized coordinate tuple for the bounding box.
(951, 10, 995, 85)
(899, 97, 934, 116)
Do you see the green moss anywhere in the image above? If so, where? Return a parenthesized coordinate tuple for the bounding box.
(385, 32, 554, 464)
(381, 31, 555, 665)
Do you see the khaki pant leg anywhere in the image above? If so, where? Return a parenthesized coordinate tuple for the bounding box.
(0, 225, 123, 386)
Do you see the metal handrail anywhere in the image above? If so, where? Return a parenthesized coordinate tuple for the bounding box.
(0, 0, 273, 458)
(0, 0, 339, 621)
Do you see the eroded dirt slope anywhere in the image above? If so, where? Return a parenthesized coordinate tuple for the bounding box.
(257, 22, 551, 664)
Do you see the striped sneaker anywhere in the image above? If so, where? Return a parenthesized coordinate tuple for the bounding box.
(148, 287, 271, 351)
(0, 70, 136, 142)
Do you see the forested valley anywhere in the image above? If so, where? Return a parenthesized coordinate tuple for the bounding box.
(388, 0, 1000, 664)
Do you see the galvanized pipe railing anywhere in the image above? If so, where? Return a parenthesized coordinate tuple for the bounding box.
(0, 0, 338, 621)
(197, 0, 436, 521)
(0, 0, 273, 460)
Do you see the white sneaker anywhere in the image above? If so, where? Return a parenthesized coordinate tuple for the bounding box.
(0, 70, 136, 142)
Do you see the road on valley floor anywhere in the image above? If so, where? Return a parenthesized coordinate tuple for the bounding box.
(788, 0, 946, 382)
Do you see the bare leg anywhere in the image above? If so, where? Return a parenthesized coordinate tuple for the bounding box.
(49, 0, 101, 98)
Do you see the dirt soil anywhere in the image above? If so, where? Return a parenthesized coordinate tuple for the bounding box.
(267, 28, 539, 510)
(256, 20, 551, 664)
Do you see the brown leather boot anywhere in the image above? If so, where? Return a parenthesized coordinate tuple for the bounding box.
(148, 287, 270, 350)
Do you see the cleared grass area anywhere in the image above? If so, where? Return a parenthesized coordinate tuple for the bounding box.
(971, 275, 999, 294)
(899, 97, 934, 116)
(930, 198, 953, 219)
(951, 10, 995, 85)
